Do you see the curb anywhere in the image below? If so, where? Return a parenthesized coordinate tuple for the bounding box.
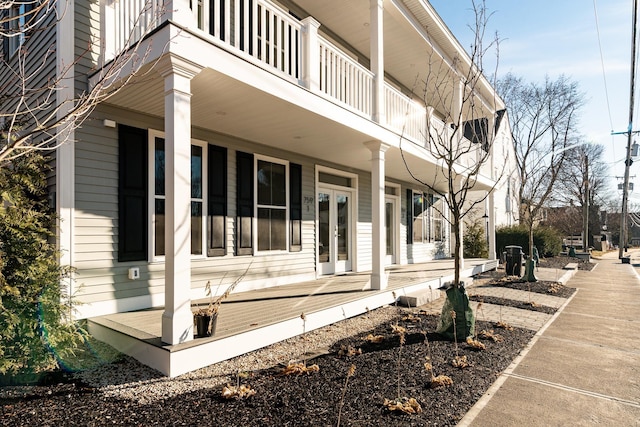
(456, 286, 578, 426)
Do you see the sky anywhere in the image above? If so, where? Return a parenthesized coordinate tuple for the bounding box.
(430, 0, 636, 205)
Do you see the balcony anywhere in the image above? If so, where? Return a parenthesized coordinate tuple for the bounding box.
(100, 0, 491, 174)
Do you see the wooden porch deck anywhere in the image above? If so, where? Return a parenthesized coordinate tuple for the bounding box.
(88, 258, 497, 377)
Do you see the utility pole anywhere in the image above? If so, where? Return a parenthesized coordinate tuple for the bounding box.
(618, 0, 638, 259)
(583, 155, 589, 251)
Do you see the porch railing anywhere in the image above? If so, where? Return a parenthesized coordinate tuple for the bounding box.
(384, 83, 427, 144)
(206, 0, 302, 80)
(101, 0, 164, 63)
(318, 36, 373, 116)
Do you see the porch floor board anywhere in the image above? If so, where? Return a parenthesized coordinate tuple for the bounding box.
(88, 258, 497, 375)
(91, 258, 493, 346)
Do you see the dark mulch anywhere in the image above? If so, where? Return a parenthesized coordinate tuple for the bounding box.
(468, 295, 557, 314)
(1, 314, 536, 427)
(486, 279, 576, 299)
(537, 256, 594, 271)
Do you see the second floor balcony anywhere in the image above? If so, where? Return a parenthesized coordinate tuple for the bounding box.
(98, 0, 499, 182)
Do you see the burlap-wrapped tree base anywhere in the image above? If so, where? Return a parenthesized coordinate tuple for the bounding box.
(436, 283, 475, 341)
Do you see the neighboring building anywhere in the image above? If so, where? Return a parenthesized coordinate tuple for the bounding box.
(2, 0, 513, 374)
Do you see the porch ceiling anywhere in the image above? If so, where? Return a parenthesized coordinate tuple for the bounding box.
(105, 62, 451, 191)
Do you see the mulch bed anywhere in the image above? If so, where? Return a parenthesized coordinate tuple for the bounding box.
(537, 256, 595, 271)
(2, 314, 535, 427)
(2, 257, 583, 426)
(486, 279, 576, 299)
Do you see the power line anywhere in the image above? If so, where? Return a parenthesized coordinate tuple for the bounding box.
(592, 0, 616, 160)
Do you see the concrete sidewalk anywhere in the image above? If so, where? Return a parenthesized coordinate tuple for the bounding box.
(459, 252, 640, 426)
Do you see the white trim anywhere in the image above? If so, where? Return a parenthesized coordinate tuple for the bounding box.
(385, 182, 401, 265)
(56, 0, 74, 308)
(315, 165, 359, 275)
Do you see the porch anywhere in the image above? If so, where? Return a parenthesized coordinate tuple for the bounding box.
(88, 258, 498, 377)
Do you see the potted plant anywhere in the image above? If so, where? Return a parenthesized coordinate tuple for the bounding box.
(193, 273, 243, 338)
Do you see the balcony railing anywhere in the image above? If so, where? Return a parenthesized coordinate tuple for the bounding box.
(318, 36, 373, 116)
(384, 83, 427, 145)
(100, 0, 486, 165)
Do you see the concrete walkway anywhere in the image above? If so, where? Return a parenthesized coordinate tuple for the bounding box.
(458, 251, 640, 426)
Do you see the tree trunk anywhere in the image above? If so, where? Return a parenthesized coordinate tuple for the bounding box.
(524, 223, 537, 282)
(453, 218, 461, 287)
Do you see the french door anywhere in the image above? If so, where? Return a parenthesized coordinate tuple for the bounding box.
(318, 187, 353, 275)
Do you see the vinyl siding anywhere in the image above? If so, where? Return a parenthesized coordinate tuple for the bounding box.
(0, 7, 58, 189)
(73, 107, 326, 310)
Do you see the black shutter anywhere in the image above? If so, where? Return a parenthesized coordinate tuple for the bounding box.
(118, 125, 148, 262)
(406, 189, 413, 244)
(289, 163, 302, 252)
(236, 151, 253, 255)
(207, 144, 227, 256)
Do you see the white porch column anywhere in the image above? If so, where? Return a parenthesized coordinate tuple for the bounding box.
(370, 0, 385, 124)
(301, 17, 321, 92)
(158, 55, 201, 345)
(365, 141, 390, 290)
(452, 78, 463, 123)
(56, 1, 75, 312)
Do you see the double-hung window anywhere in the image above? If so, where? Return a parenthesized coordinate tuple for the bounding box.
(409, 190, 444, 243)
(256, 157, 288, 252)
(412, 191, 426, 243)
(430, 194, 444, 242)
(151, 134, 208, 259)
(3, 1, 36, 59)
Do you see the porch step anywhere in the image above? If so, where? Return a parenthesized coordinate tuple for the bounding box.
(398, 288, 441, 308)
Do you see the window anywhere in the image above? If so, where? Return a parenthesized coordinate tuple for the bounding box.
(153, 137, 166, 256)
(151, 135, 208, 259)
(3, 2, 36, 59)
(412, 191, 425, 243)
(191, 145, 204, 255)
(256, 158, 288, 251)
(119, 127, 228, 262)
(289, 163, 302, 251)
(430, 194, 444, 242)
(408, 190, 444, 244)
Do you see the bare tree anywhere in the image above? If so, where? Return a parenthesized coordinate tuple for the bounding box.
(497, 73, 585, 280)
(0, 0, 165, 166)
(402, 0, 503, 288)
(554, 143, 611, 246)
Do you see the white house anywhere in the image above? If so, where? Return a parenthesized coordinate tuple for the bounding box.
(1, 0, 514, 375)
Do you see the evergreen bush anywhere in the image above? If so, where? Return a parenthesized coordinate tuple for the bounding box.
(0, 152, 86, 375)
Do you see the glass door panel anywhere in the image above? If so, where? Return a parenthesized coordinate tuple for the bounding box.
(318, 188, 352, 275)
(336, 194, 349, 262)
(318, 192, 330, 265)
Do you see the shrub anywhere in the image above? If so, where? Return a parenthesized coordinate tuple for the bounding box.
(0, 152, 86, 375)
(463, 220, 488, 258)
